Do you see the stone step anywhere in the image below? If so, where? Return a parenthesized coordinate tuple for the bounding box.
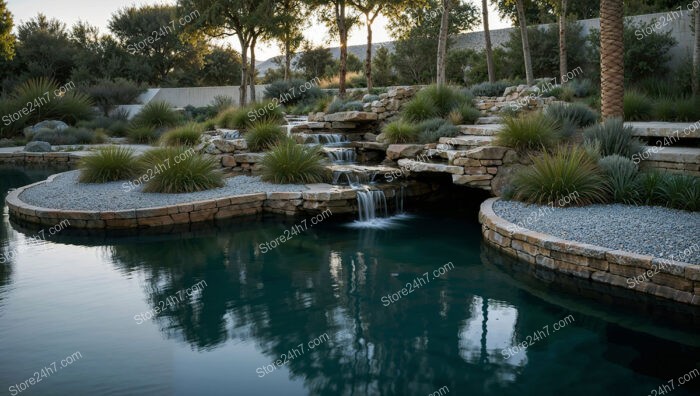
(352, 141, 389, 151)
(426, 149, 474, 162)
(475, 116, 502, 125)
(438, 135, 495, 148)
(641, 146, 700, 163)
(626, 122, 700, 139)
(458, 124, 502, 136)
(396, 159, 464, 175)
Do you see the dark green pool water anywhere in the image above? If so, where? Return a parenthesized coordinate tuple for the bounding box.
(0, 168, 698, 396)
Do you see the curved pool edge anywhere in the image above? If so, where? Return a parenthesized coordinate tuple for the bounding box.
(6, 171, 437, 229)
(479, 198, 700, 306)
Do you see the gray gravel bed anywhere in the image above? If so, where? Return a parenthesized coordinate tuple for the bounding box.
(493, 200, 700, 264)
(19, 171, 307, 211)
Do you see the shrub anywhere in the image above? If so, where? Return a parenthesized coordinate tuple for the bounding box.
(127, 126, 159, 144)
(583, 118, 643, 158)
(419, 121, 459, 144)
(261, 140, 328, 184)
(496, 112, 559, 151)
(569, 78, 595, 98)
(623, 92, 654, 121)
(512, 146, 607, 205)
(211, 95, 235, 113)
(547, 86, 575, 102)
(82, 78, 144, 116)
(264, 79, 324, 106)
(362, 94, 380, 103)
(598, 155, 639, 204)
(325, 99, 364, 113)
(470, 81, 510, 97)
(140, 147, 224, 193)
(215, 107, 247, 129)
(382, 120, 419, 144)
(342, 100, 364, 111)
(79, 146, 139, 183)
(245, 122, 286, 151)
(634, 170, 665, 206)
(77, 116, 129, 137)
(545, 103, 598, 129)
(160, 123, 203, 146)
(32, 127, 105, 145)
(131, 101, 180, 129)
(402, 95, 439, 122)
(672, 97, 700, 122)
(658, 173, 700, 212)
(449, 103, 481, 125)
(415, 85, 466, 117)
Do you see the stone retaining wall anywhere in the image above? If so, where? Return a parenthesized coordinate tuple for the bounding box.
(479, 198, 700, 306)
(0, 152, 79, 166)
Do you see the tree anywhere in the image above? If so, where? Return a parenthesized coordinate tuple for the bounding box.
(600, 0, 624, 119)
(482, 0, 496, 83)
(347, 53, 363, 72)
(558, 0, 568, 82)
(14, 14, 76, 83)
(311, 0, 357, 98)
(694, 6, 699, 95)
(515, 0, 534, 85)
(436, 0, 451, 85)
(200, 45, 242, 86)
(0, 0, 14, 61)
(372, 45, 395, 86)
(273, 0, 306, 81)
(294, 43, 336, 80)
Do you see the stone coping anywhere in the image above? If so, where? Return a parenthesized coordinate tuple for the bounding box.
(479, 198, 700, 306)
(6, 172, 436, 230)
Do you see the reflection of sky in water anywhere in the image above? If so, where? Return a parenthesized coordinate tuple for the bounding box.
(459, 296, 527, 381)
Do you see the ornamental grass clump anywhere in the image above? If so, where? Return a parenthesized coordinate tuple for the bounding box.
(79, 146, 139, 183)
(245, 122, 286, 152)
(658, 173, 700, 212)
(583, 118, 643, 158)
(598, 155, 640, 204)
(261, 140, 328, 184)
(160, 123, 203, 146)
(496, 112, 559, 151)
(131, 101, 180, 129)
(139, 147, 224, 193)
(512, 146, 607, 205)
(382, 120, 419, 144)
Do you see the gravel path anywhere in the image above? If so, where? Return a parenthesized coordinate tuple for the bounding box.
(493, 200, 700, 264)
(19, 171, 307, 211)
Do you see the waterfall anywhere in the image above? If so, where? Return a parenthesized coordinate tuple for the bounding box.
(356, 189, 388, 222)
(326, 148, 357, 164)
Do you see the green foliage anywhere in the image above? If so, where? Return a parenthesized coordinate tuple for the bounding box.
(127, 126, 158, 144)
(652, 97, 700, 122)
(569, 79, 595, 98)
(546, 86, 575, 102)
(0, 0, 14, 61)
(634, 171, 664, 206)
(78, 146, 138, 183)
(545, 103, 598, 129)
(371, 46, 395, 87)
(264, 79, 324, 106)
(417, 119, 459, 144)
(382, 120, 419, 144)
(32, 126, 105, 145)
(294, 43, 336, 80)
(131, 101, 180, 129)
(469, 81, 510, 97)
(325, 99, 364, 114)
(512, 146, 607, 206)
(261, 140, 328, 184)
(215, 102, 284, 129)
(200, 45, 242, 86)
(598, 155, 639, 204)
(450, 103, 481, 125)
(362, 94, 380, 103)
(82, 78, 144, 116)
(583, 118, 643, 158)
(140, 147, 224, 193)
(623, 91, 654, 121)
(245, 122, 286, 152)
(160, 123, 203, 146)
(658, 174, 700, 212)
(402, 95, 439, 122)
(77, 116, 129, 137)
(415, 85, 467, 118)
(496, 112, 559, 151)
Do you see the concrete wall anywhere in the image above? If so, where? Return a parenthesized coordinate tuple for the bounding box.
(143, 85, 270, 108)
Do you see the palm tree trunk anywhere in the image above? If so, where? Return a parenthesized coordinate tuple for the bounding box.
(483, 0, 496, 83)
(600, 0, 624, 119)
(559, 0, 568, 83)
(365, 13, 373, 92)
(693, 6, 700, 95)
(436, 0, 451, 85)
(516, 0, 534, 85)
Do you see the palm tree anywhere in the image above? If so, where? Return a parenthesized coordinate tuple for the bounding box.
(600, 0, 624, 119)
(482, 0, 496, 83)
(558, 0, 568, 83)
(515, 0, 534, 85)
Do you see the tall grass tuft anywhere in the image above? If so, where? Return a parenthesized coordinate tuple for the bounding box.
(496, 112, 559, 151)
(79, 146, 139, 183)
(382, 120, 419, 143)
(160, 123, 203, 146)
(583, 118, 643, 158)
(401, 95, 439, 122)
(623, 92, 654, 121)
(658, 173, 700, 212)
(131, 101, 180, 129)
(598, 155, 639, 204)
(245, 122, 286, 152)
(261, 140, 328, 184)
(140, 147, 224, 193)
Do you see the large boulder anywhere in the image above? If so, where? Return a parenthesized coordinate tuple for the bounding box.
(24, 141, 52, 152)
(24, 120, 69, 137)
(386, 144, 424, 161)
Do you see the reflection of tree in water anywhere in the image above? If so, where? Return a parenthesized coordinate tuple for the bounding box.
(108, 219, 527, 395)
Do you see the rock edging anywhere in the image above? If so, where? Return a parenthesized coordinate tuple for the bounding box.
(479, 198, 700, 306)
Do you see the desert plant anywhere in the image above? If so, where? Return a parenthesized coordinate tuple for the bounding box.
(131, 101, 180, 129)
(13, 77, 94, 124)
(634, 170, 665, 206)
(569, 78, 595, 97)
(598, 155, 640, 204)
(496, 112, 559, 151)
(362, 94, 380, 103)
(658, 173, 700, 211)
(79, 146, 139, 183)
(140, 147, 224, 193)
(383, 120, 419, 144)
(583, 118, 644, 158)
(623, 92, 654, 121)
(245, 122, 286, 151)
(545, 103, 598, 128)
(127, 126, 159, 144)
(419, 121, 459, 144)
(160, 123, 203, 146)
(261, 140, 328, 184)
(512, 146, 607, 205)
(470, 81, 510, 97)
(402, 95, 439, 122)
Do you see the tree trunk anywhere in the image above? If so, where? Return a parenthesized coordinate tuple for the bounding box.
(284, 36, 291, 81)
(694, 6, 700, 95)
(365, 13, 373, 92)
(482, 0, 496, 83)
(337, 2, 348, 99)
(436, 0, 451, 85)
(516, 0, 534, 85)
(600, 0, 624, 119)
(559, 0, 568, 84)
(239, 37, 249, 106)
(250, 35, 257, 102)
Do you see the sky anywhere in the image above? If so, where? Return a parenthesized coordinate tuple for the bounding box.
(6, 0, 512, 61)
